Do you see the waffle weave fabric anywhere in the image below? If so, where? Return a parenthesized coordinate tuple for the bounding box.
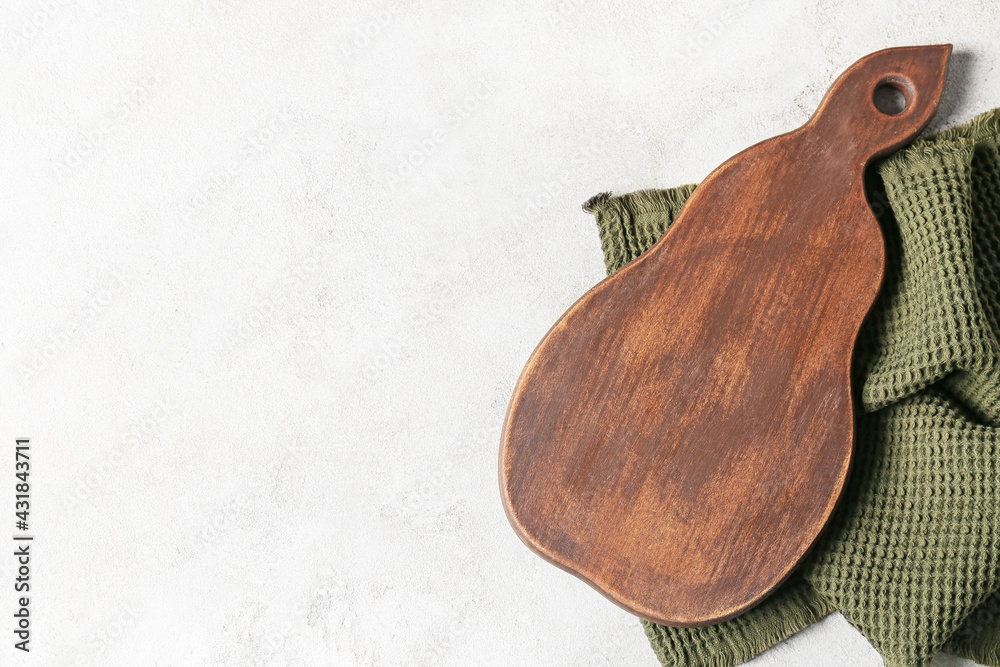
(582, 108, 1000, 667)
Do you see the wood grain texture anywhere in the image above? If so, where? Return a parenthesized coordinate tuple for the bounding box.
(500, 45, 952, 627)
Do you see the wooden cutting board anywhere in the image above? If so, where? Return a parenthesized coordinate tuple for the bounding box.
(500, 45, 951, 627)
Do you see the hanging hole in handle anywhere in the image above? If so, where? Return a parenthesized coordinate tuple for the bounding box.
(873, 80, 909, 116)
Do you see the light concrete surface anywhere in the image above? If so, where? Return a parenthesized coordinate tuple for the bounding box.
(1, 0, 998, 665)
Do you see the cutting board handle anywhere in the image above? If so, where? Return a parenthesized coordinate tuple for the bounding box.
(809, 44, 951, 161)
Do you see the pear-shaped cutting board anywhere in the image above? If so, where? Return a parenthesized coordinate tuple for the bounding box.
(500, 45, 951, 627)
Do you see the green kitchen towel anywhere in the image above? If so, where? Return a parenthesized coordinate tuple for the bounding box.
(582, 108, 1000, 667)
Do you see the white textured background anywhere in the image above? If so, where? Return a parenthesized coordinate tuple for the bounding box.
(2, 0, 998, 665)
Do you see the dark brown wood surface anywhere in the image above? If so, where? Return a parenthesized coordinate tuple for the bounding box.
(500, 45, 951, 627)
